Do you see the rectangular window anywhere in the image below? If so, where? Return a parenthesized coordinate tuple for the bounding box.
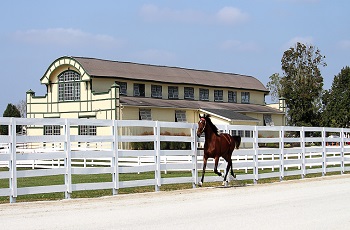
(139, 109, 152, 120)
(44, 125, 61, 135)
(168, 86, 179, 99)
(228, 91, 237, 103)
(184, 87, 194, 100)
(151, 85, 162, 98)
(199, 88, 209, 101)
(175, 110, 187, 122)
(214, 90, 223, 102)
(264, 114, 274, 126)
(134, 83, 145, 97)
(79, 125, 97, 135)
(116, 82, 127, 95)
(241, 92, 250, 104)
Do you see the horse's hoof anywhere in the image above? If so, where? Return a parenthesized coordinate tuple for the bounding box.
(222, 181, 228, 187)
(198, 182, 203, 187)
(229, 175, 237, 181)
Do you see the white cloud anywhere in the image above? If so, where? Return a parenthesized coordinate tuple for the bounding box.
(216, 7, 249, 25)
(220, 40, 260, 52)
(13, 28, 123, 48)
(140, 4, 248, 26)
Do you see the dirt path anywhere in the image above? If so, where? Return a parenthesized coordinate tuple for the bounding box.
(0, 175, 350, 230)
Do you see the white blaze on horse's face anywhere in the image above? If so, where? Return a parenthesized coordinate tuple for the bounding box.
(197, 118, 206, 137)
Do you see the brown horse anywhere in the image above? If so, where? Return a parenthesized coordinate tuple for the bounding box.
(197, 114, 241, 186)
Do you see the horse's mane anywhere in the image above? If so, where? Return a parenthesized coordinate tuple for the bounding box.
(204, 115, 220, 136)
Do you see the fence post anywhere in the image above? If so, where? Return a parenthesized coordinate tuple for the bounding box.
(154, 121, 161, 192)
(9, 118, 17, 203)
(192, 123, 198, 188)
(64, 119, 72, 199)
(253, 126, 258, 184)
(340, 128, 345, 174)
(112, 120, 119, 195)
(322, 127, 326, 176)
(301, 127, 306, 179)
(279, 126, 284, 181)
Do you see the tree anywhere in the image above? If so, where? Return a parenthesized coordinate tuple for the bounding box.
(280, 42, 326, 126)
(16, 99, 26, 118)
(321, 66, 350, 127)
(0, 103, 21, 135)
(266, 73, 282, 103)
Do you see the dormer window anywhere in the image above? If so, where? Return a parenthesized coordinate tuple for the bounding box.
(58, 71, 80, 101)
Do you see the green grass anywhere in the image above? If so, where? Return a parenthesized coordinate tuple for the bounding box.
(0, 167, 348, 203)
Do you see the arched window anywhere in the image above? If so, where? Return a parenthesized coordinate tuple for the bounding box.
(58, 71, 80, 101)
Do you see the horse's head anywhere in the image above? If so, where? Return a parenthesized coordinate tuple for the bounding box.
(197, 114, 207, 137)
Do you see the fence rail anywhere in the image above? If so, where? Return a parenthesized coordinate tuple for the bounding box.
(0, 117, 350, 203)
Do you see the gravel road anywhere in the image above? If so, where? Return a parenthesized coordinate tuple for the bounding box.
(0, 174, 349, 230)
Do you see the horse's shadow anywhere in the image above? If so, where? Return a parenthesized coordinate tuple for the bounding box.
(214, 179, 247, 188)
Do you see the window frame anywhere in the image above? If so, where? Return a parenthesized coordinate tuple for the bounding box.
(175, 110, 187, 122)
(168, 86, 179, 99)
(133, 83, 145, 97)
(199, 88, 209, 101)
(241, 92, 250, 104)
(228, 91, 237, 103)
(58, 70, 81, 102)
(264, 114, 274, 126)
(79, 125, 97, 135)
(44, 125, 61, 135)
(116, 81, 127, 95)
(214, 90, 223, 102)
(184, 87, 194, 100)
(139, 109, 152, 120)
(151, 84, 162, 98)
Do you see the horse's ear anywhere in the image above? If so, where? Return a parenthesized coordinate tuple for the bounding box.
(199, 114, 203, 119)
(205, 114, 210, 118)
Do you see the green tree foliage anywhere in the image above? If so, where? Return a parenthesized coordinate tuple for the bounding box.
(280, 42, 326, 126)
(266, 73, 282, 103)
(0, 103, 21, 135)
(321, 66, 350, 127)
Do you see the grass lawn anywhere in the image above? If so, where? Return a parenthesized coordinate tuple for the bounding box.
(0, 167, 347, 203)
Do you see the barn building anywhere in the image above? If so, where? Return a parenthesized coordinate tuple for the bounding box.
(26, 56, 285, 136)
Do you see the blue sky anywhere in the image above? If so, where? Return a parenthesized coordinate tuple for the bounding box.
(1, 0, 349, 114)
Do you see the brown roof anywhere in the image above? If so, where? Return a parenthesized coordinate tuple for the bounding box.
(120, 96, 284, 115)
(73, 57, 268, 92)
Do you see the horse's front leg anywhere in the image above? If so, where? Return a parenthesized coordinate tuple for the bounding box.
(213, 156, 222, 177)
(199, 157, 208, 187)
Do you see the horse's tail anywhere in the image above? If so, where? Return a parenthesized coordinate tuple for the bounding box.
(232, 136, 241, 149)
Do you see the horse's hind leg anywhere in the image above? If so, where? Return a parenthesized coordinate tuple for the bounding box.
(222, 162, 231, 186)
(229, 159, 236, 179)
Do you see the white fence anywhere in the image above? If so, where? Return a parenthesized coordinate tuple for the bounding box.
(0, 117, 350, 203)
